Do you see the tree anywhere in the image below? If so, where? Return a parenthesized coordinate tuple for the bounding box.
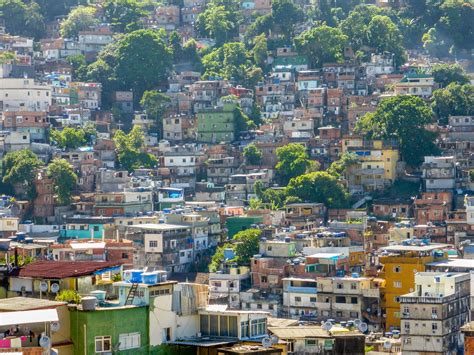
(60, 6, 98, 39)
(140, 90, 171, 137)
(196, 4, 237, 46)
(252, 34, 268, 70)
(208, 229, 261, 271)
(2, 149, 43, 198)
(286, 171, 349, 208)
(0, 0, 45, 39)
(275, 143, 311, 185)
(243, 143, 263, 166)
(35, 0, 88, 21)
(328, 152, 360, 178)
(295, 25, 348, 68)
(366, 15, 405, 66)
(103, 0, 146, 33)
(432, 83, 474, 124)
(431, 63, 469, 88)
(66, 54, 88, 81)
(113, 29, 173, 101)
(233, 229, 261, 265)
(271, 0, 304, 39)
(113, 126, 157, 172)
(356, 95, 438, 167)
(50, 127, 86, 150)
(46, 159, 77, 205)
(169, 31, 183, 61)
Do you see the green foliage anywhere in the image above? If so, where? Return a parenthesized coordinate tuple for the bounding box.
(113, 126, 158, 172)
(356, 95, 438, 167)
(66, 54, 88, 81)
(60, 6, 98, 39)
(252, 34, 268, 70)
(431, 63, 469, 88)
(46, 159, 78, 205)
(103, 0, 146, 33)
(339, 6, 405, 66)
(209, 229, 261, 271)
(295, 25, 348, 68)
(286, 171, 349, 208)
(275, 143, 311, 185)
(2, 150, 43, 198)
(140, 91, 171, 120)
(50, 127, 87, 150)
(375, 179, 421, 199)
(196, 2, 239, 46)
(328, 152, 360, 178)
(432, 83, 474, 124)
(113, 29, 172, 101)
(55, 290, 81, 304)
(202, 42, 263, 87)
(271, 0, 304, 39)
(0, 0, 45, 39)
(35, 0, 88, 21)
(243, 143, 263, 166)
(4, 254, 34, 267)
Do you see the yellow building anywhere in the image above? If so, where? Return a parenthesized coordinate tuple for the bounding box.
(378, 244, 447, 331)
(341, 136, 399, 192)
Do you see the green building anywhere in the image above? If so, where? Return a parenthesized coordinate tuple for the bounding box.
(69, 304, 149, 354)
(226, 215, 264, 238)
(197, 102, 237, 143)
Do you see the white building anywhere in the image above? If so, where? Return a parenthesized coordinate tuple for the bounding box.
(400, 272, 470, 355)
(0, 78, 52, 111)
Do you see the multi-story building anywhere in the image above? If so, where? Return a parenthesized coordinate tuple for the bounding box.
(197, 102, 237, 144)
(422, 156, 456, 191)
(1, 111, 49, 142)
(400, 272, 470, 355)
(125, 223, 193, 272)
(93, 189, 153, 217)
(342, 137, 400, 193)
(394, 73, 434, 97)
(378, 243, 448, 331)
(0, 78, 52, 111)
(414, 192, 452, 225)
(209, 265, 251, 309)
(282, 276, 383, 329)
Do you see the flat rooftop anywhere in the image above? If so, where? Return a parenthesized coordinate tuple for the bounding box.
(0, 297, 66, 311)
(382, 244, 447, 252)
(127, 223, 190, 231)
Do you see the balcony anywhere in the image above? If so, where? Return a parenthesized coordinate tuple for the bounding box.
(362, 288, 380, 298)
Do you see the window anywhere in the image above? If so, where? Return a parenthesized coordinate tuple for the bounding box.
(251, 318, 266, 336)
(310, 297, 317, 303)
(336, 283, 343, 289)
(269, 304, 274, 310)
(335, 296, 346, 303)
(394, 281, 402, 288)
(164, 328, 171, 341)
(393, 266, 401, 273)
(394, 297, 400, 303)
(350, 283, 357, 290)
(241, 321, 249, 338)
(432, 323, 438, 331)
(305, 339, 317, 347)
(261, 276, 267, 283)
(294, 296, 301, 302)
(149, 240, 158, 248)
(351, 297, 358, 304)
(336, 311, 342, 317)
(257, 304, 262, 309)
(95, 336, 111, 353)
(118, 333, 140, 350)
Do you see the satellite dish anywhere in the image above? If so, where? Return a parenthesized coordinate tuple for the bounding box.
(51, 322, 60, 332)
(39, 334, 51, 348)
(358, 322, 368, 333)
(270, 335, 279, 345)
(354, 319, 361, 326)
(262, 337, 272, 348)
(322, 321, 333, 331)
(50, 283, 60, 293)
(40, 281, 48, 292)
(383, 340, 392, 350)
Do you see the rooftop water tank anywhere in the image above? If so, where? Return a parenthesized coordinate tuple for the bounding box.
(81, 296, 97, 311)
(90, 290, 106, 302)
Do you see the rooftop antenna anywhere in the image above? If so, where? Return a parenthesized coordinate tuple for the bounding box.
(322, 321, 333, 331)
(358, 322, 368, 333)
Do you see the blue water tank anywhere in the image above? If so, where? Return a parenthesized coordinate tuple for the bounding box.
(223, 248, 235, 260)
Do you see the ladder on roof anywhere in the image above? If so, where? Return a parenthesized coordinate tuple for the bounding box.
(125, 283, 139, 305)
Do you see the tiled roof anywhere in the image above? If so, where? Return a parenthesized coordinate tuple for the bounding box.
(11, 260, 121, 279)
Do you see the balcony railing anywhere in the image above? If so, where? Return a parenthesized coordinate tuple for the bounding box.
(285, 286, 317, 294)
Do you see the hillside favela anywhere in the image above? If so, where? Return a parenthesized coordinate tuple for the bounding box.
(0, 0, 473, 354)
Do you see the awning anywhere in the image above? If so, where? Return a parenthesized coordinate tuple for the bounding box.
(0, 309, 58, 327)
